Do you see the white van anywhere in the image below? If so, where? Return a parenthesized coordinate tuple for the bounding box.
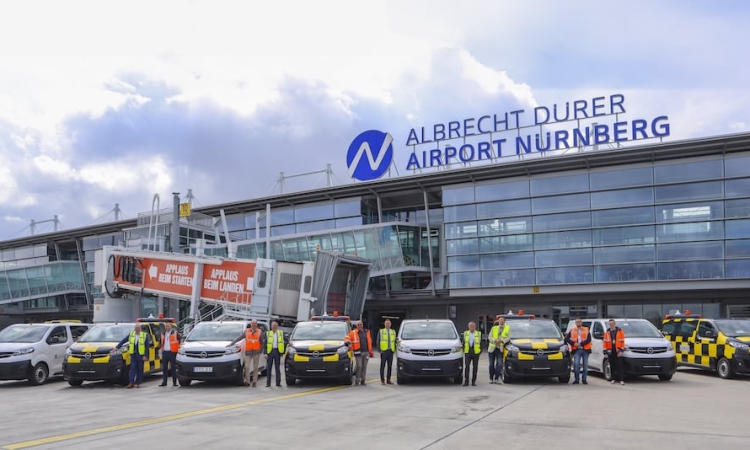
(176, 321, 265, 386)
(0, 322, 91, 385)
(396, 319, 463, 384)
(573, 318, 677, 381)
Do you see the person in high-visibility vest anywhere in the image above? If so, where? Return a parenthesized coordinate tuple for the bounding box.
(263, 321, 285, 387)
(244, 319, 263, 387)
(565, 318, 592, 385)
(463, 321, 482, 386)
(347, 321, 373, 385)
(114, 323, 152, 389)
(159, 322, 180, 387)
(377, 319, 396, 385)
(603, 318, 626, 385)
(488, 316, 510, 384)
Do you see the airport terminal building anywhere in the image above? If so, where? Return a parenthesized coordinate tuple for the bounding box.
(1, 130, 750, 331)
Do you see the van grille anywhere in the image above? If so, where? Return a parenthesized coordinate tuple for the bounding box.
(629, 346, 669, 354)
(297, 350, 337, 357)
(412, 349, 451, 357)
(184, 350, 225, 358)
(0, 352, 13, 358)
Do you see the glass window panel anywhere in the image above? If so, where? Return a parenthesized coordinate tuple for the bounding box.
(594, 226, 656, 245)
(478, 217, 532, 236)
(475, 179, 529, 202)
(537, 267, 593, 284)
(534, 230, 592, 250)
(654, 159, 723, 183)
(657, 221, 723, 242)
(478, 234, 533, 253)
(480, 252, 534, 270)
(443, 185, 475, 205)
(446, 238, 478, 255)
(335, 217, 362, 228)
(655, 181, 723, 203)
(535, 248, 592, 267)
(448, 255, 479, 272)
(445, 222, 477, 238)
(656, 202, 723, 223)
(725, 179, 750, 198)
(449, 272, 481, 288)
(725, 220, 750, 239)
(443, 205, 476, 222)
(657, 261, 723, 280)
(533, 212, 591, 232)
(657, 241, 723, 261)
(726, 199, 750, 218)
(531, 173, 589, 196)
(607, 305, 625, 318)
(726, 259, 750, 278)
(532, 193, 590, 214)
(296, 220, 335, 233)
(482, 268, 535, 287)
(14, 247, 33, 259)
(593, 207, 654, 227)
(334, 199, 361, 217)
(476, 198, 531, 219)
(590, 166, 653, 190)
(726, 239, 750, 258)
(591, 187, 653, 209)
(82, 238, 99, 251)
(595, 264, 655, 282)
(295, 203, 334, 222)
(725, 155, 750, 178)
(594, 245, 654, 264)
(224, 215, 246, 232)
(271, 224, 296, 237)
(270, 208, 295, 226)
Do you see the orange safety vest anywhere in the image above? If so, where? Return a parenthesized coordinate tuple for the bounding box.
(603, 328, 626, 351)
(244, 328, 262, 352)
(347, 329, 372, 353)
(569, 326, 592, 351)
(161, 331, 179, 353)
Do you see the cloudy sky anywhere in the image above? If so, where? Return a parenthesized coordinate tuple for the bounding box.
(1, 0, 748, 240)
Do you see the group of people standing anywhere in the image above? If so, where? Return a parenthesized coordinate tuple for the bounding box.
(565, 317, 627, 385)
(461, 317, 510, 386)
(243, 319, 286, 387)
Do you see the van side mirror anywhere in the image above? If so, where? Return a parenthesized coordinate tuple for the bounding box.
(704, 331, 714, 338)
(593, 331, 603, 340)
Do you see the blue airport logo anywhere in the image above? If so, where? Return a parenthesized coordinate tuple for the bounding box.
(346, 130, 394, 181)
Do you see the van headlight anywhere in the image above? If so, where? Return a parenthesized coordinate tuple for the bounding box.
(225, 344, 242, 355)
(178, 347, 186, 355)
(65, 347, 73, 356)
(336, 346, 348, 355)
(12, 347, 34, 356)
(288, 347, 297, 355)
(729, 340, 749, 350)
(451, 344, 462, 353)
(506, 344, 519, 357)
(398, 344, 411, 353)
(560, 345, 570, 355)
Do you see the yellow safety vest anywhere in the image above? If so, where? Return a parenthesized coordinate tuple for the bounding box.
(464, 330, 481, 354)
(488, 324, 510, 352)
(266, 330, 285, 354)
(379, 328, 396, 352)
(128, 331, 148, 355)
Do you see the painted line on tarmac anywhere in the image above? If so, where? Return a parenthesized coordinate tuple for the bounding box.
(1, 384, 349, 450)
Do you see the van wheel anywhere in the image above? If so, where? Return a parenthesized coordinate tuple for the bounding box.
(286, 375, 296, 386)
(603, 360, 612, 382)
(68, 379, 84, 387)
(28, 363, 49, 386)
(178, 378, 192, 387)
(120, 368, 131, 386)
(658, 374, 673, 381)
(717, 358, 734, 379)
(501, 363, 512, 384)
(397, 375, 407, 385)
(558, 373, 570, 384)
(453, 375, 463, 385)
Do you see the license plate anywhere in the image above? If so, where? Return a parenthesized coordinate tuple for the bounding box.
(193, 366, 213, 373)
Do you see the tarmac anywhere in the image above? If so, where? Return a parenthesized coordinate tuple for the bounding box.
(1, 356, 748, 450)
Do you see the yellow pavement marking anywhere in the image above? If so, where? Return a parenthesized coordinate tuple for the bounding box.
(2, 385, 347, 450)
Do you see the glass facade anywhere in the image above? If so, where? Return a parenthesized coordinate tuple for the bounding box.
(0, 262, 84, 302)
(445, 154, 750, 289)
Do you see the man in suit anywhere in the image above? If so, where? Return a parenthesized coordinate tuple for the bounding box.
(463, 321, 482, 386)
(264, 321, 285, 387)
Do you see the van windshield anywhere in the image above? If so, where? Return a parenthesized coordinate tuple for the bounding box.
(187, 323, 245, 342)
(400, 322, 458, 340)
(0, 325, 49, 343)
(715, 320, 750, 337)
(78, 324, 132, 343)
(292, 322, 347, 340)
(508, 321, 562, 339)
(616, 320, 662, 338)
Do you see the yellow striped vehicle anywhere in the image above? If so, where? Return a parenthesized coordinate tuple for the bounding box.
(284, 320, 354, 386)
(63, 321, 173, 386)
(501, 318, 572, 383)
(661, 315, 750, 379)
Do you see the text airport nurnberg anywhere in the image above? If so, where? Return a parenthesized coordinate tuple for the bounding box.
(403, 94, 671, 171)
